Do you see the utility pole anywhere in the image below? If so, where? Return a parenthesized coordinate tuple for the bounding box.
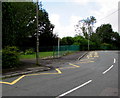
(36, 0, 39, 65)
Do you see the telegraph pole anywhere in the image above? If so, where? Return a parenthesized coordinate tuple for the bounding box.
(36, 0, 39, 65)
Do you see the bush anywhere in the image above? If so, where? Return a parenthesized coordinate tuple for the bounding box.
(25, 48, 34, 55)
(2, 46, 20, 69)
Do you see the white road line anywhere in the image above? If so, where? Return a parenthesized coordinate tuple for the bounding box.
(56, 80, 92, 98)
(102, 65, 114, 74)
(77, 52, 87, 60)
(114, 58, 116, 63)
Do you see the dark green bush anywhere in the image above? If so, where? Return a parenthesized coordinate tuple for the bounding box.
(2, 46, 20, 69)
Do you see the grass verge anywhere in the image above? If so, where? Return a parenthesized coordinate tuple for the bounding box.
(20, 51, 54, 59)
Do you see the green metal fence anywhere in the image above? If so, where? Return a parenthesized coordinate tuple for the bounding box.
(53, 45, 80, 57)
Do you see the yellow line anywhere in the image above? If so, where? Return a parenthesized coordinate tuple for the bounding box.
(89, 61, 95, 62)
(0, 81, 13, 85)
(0, 58, 85, 85)
(55, 68, 62, 74)
(76, 60, 95, 64)
(10, 75, 26, 85)
(0, 68, 62, 85)
(77, 62, 90, 64)
(26, 73, 58, 76)
(89, 54, 93, 57)
(26, 68, 62, 76)
(69, 63, 80, 68)
(80, 58, 94, 61)
(94, 55, 99, 57)
(59, 67, 76, 69)
(0, 75, 26, 85)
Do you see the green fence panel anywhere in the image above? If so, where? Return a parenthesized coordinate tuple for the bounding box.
(53, 45, 80, 57)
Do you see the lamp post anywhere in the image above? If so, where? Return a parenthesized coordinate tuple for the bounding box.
(87, 27, 90, 51)
(36, 0, 39, 65)
(58, 37, 60, 58)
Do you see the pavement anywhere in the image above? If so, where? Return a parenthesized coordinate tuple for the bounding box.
(1, 51, 88, 79)
(1, 51, 119, 97)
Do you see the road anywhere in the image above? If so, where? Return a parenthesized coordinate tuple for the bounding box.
(1, 51, 119, 97)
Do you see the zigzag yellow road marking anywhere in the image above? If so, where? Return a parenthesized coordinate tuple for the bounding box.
(0, 68, 62, 85)
(0, 63, 80, 85)
(0, 52, 99, 86)
(26, 68, 62, 76)
(0, 75, 26, 85)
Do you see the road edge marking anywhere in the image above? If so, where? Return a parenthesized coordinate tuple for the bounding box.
(56, 80, 92, 98)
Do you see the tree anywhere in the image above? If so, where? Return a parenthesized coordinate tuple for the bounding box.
(111, 32, 120, 49)
(84, 16, 96, 36)
(2, 2, 36, 47)
(75, 16, 96, 38)
(61, 37, 74, 45)
(2, 2, 57, 49)
(73, 36, 88, 46)
(90, 33, 101, 49)
(96, 24, 113, 44)
(95, 24, 120, 49)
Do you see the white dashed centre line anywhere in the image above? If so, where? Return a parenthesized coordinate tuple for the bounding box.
(102, 65, 114, 74)
(56, 80, 92, 98)
(114, 58, 116, 64)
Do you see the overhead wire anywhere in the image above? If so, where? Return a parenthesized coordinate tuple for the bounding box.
(97, 8, 120, 21)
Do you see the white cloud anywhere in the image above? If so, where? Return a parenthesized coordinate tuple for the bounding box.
(49, 0, 119, 38)
(90, 0, 119, 32)
(69, 0, 119, 32)
(49, 14, 82, 38)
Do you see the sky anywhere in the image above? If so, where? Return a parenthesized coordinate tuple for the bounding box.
(40, 0, 119, 38)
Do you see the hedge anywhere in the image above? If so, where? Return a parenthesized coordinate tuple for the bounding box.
(2, 46, 20, 69)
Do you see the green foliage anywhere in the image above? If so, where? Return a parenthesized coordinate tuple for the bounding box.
(96, 24, 113, 43)
(2, 2, 36, 47)
(25, 48, 34, 55)
(73, 36, 88, 45)
(2, 2, 57, 48)
(95, 24, 120, 50)
(2, 46, 20, 69)
(61, 37, 74, 45)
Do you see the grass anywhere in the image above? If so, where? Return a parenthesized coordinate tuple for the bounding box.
(20, 51, 54, 59)
(19, 51, 78, 59)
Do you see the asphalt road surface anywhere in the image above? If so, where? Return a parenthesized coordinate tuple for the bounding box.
(1, 51, 119, 97)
